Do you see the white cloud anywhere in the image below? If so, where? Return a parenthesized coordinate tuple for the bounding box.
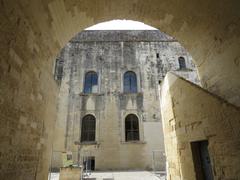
(85, 20, 157, 30)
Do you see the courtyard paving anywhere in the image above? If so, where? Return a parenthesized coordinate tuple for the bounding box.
(49, 171, 166, 180)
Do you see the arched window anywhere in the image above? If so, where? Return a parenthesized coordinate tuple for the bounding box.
(83, 71, 98, 93)
(178, 57, 186, 69)
(123, 71, 137, 93)
(125, 114, 139, 141)
(81, 115, 96, 142)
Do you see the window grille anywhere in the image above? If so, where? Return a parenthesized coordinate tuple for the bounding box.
(81, 115, 96, 142)
(125, 114, 140, 141)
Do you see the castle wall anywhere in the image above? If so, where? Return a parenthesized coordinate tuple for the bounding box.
(161, 73, 240, 180)
(52, 30, 199, 171)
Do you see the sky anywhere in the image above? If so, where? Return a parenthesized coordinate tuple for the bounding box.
(85, 20, 157, 30)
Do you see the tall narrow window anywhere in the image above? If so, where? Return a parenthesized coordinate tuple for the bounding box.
(81, 115, 96, 142)
(124, 71, 137, 93)
(54, 58, 64, 81)
(178, 57, 186, 69)
(125, 114, 139, 141)
(83, 71, 98, 93)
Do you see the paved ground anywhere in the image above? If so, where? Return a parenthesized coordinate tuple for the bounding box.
(49, 171, 166, 180)
(48, 173, 59, 180)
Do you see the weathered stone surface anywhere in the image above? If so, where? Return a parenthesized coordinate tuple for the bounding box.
(0, 0, 240, 179)
(52, 30, 199, 171)
(59, 167, 81, 180)
(161, 73, 240, 180)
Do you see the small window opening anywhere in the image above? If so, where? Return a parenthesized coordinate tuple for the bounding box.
(156, 53, 159, 58)
(67, 154, 72, 161)
(54, 58, 64, 82)
(178, 57, 186, 69)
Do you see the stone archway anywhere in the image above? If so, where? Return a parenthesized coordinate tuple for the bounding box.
(0, 0, 240, 179)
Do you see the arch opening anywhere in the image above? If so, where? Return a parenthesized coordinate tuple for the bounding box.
(51, 19, 201, 179)
(1, 2, 240, 180)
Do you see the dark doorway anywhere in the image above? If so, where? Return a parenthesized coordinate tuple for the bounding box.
(191, 140, 214, 180)
(84, 156, 95, 171)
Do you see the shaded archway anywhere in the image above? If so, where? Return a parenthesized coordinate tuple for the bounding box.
(2, 1, 239, 105)
(0, 1, 240, 179)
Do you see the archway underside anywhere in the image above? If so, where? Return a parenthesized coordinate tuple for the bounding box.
(0, 0, 240, 179)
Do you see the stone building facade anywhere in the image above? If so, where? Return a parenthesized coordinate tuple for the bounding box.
(51, 30, 199, 171)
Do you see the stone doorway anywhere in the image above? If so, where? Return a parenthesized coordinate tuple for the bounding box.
(191, 141, 214, 180)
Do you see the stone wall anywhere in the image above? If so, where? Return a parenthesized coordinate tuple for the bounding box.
(52, 30, 199, 171)
(161, 73, 240, 180)
(0, 0, 240, 179)
(0, 2, 59, 180)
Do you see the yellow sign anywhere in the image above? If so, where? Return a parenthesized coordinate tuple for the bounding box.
(62, 151, 74, 167)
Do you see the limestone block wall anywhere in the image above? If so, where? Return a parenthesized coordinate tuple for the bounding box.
(0, 2, 59, 180)
(0, 1, 240, 179)
(51, 30, 200, 171)
(160, 73, 240, 180)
